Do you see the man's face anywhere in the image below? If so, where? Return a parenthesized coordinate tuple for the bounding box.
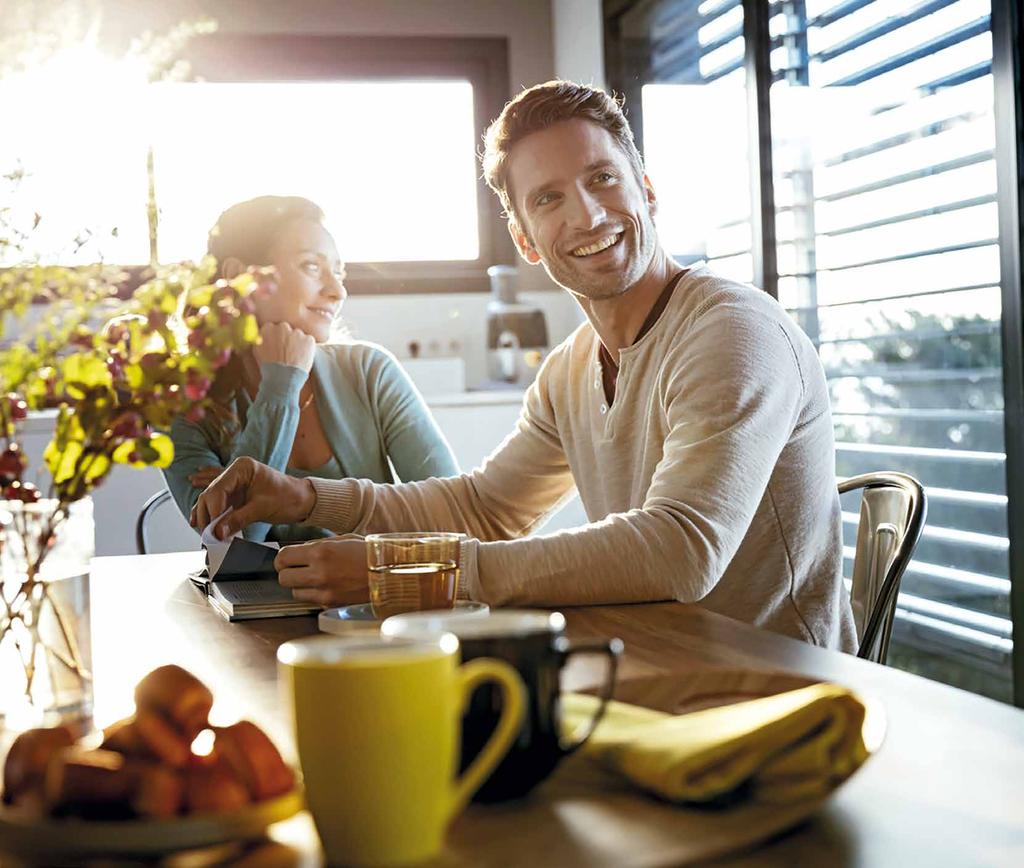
(505, 118, 659, 300)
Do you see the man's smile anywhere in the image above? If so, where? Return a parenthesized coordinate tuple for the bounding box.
(570, 232, 624, 257)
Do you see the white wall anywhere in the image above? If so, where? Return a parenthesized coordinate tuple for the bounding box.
(552, 0, 606, 89)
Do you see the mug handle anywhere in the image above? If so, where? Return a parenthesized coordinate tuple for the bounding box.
(447, 657, 526, 819)
(556, 636, 624, 754)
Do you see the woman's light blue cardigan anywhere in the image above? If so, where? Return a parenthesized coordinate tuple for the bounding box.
(164, 341, 459, 542)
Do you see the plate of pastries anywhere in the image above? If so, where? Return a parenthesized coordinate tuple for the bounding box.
(0, 664, 303, 858)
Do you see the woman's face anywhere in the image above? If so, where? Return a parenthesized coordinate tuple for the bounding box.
(252, 218, 346, 343)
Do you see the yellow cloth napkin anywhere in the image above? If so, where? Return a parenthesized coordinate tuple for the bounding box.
(561, 683, 869, 805)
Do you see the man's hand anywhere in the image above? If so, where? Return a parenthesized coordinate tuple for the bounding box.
(189, 457, 316, 539)
(275, 538, 369, 607)
(188, 464, 224, 490)
(254, 322, 316, 372)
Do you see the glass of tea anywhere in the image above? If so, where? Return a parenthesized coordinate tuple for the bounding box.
(366, 532, 464, 619)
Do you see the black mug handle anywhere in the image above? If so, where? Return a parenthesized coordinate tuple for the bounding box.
(556, 636, 624, 755)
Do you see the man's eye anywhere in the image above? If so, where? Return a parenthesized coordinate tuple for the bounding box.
(301, 261, 321, 275)
(593, 171, 616, 184)
(535, 192, 558, 207)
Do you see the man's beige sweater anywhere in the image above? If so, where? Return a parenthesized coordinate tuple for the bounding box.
(309, 266, 857, 650)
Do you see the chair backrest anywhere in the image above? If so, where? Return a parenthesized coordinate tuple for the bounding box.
(839, 471, 927, 664)
(136, 489, 195, 555)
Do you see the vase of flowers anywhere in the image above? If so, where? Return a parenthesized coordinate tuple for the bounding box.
(0, 259, 262, 731)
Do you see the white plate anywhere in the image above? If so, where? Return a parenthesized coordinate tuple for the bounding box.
(0, 787, 304, 858)
(318, 601, 489, 634)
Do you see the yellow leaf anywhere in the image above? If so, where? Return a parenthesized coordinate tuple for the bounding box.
(112, 440, 138, 465)
(147, 432, 175, 468)
(63, 354, 111, 392)
(46, 439, 83, 483)
(84, 453, 111, 482)
(242, 314, 259, 344)
(125, 364, 144, 389)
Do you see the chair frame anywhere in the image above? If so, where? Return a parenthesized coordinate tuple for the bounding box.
(839, 471, 927, 663)
(135, 489, 174, 555)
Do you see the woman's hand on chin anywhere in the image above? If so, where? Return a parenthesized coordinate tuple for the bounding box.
(274, 538, 368, 608)
(253, 321, 316, 372)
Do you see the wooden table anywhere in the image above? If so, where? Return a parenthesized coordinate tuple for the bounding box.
(73, 552, 1024, 866)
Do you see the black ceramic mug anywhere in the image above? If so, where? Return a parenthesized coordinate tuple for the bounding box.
(382, 609, 622, 802)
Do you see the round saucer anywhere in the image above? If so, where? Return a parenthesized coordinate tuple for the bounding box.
(318, 601, 489, 635)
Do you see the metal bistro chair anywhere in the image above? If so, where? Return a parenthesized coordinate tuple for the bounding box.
(135, 488, 175, 555)
(839, 471, 927, 664)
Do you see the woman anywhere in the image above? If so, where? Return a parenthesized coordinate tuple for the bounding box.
(164, 195, 458, 542)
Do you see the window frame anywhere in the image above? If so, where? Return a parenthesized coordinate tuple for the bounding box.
(181, 33, 515, 294)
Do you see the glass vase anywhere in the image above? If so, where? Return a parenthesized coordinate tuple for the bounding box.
(0, 498, 94, 733)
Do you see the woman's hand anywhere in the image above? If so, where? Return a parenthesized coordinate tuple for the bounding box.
(253, 322, 316, 372)
(188, 464, 224, 490)
(274, 538, 369, 607)
(190, 457, 316, 539)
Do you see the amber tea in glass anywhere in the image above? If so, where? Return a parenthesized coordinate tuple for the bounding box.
(366, 533, 463, 619)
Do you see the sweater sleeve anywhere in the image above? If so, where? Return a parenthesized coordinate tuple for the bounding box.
(305, 350, 577, 544)
(363, 347, 460, 480)
(164, 361, 306, 542)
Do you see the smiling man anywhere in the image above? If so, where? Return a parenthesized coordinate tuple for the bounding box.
(192, 81, 856, 650)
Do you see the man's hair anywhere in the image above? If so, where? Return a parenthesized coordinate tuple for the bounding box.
(481, 80, 645, 228)
(207, 195, 325, 278)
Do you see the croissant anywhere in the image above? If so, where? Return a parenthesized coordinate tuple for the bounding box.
(2, 726, 75, 811)
(134, 665, 214, 740)
(183, 756, 251, 814)
(102, 710, 191, 768)
(211, 721, 295, 801)
(45, 748, 183, 820)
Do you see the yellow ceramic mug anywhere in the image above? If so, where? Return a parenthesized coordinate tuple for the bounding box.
(278, 633, 525, 866)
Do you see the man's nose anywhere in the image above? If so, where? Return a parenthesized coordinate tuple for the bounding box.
(566, 187, 606, 231)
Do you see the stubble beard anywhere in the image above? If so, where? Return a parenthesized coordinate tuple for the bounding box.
(545, 226, 655, 302)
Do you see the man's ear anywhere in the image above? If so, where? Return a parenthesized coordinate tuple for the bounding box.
(643, 174, 658, 219)
(220, 257, 245, 280)
(508, 220, 542, 265)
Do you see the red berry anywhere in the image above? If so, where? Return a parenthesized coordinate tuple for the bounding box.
(111, 412, 143, 439)
(139, 352, 167, 369)
(184, 380, 209, 401)
(147, 310, 168, 330)
(3, 480, 38, 503)
(0, 444, 26, 482)
(6, 394, 27, 421)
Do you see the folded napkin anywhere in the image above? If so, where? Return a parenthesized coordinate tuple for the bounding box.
(561, 683, 869, 805)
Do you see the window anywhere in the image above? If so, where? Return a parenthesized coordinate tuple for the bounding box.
(606, 0, 754, 280)
(768, 0, 1010, 701)
(0, 35, 513, 292)
(607, 0, 1022, 703)
(151, 80, 481, 265)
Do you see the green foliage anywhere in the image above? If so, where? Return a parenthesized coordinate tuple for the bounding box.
(1, 260, 259, 506)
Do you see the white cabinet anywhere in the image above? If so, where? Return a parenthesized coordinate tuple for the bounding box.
(426, 393, 587, 534)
